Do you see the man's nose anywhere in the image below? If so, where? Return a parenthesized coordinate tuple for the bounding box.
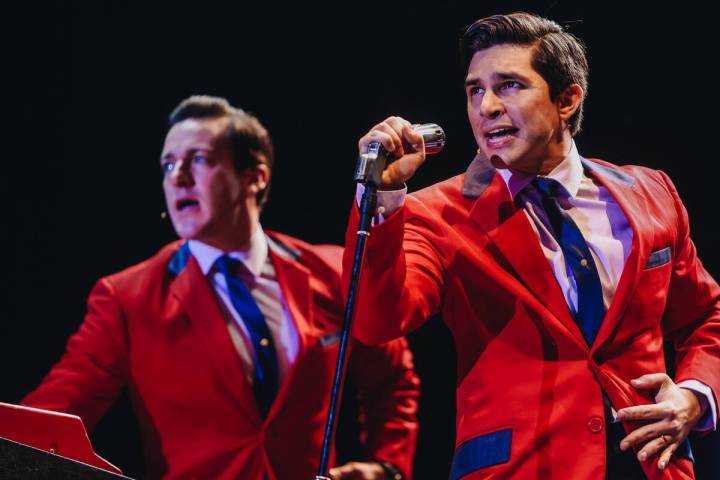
(479, 91, 504, 119)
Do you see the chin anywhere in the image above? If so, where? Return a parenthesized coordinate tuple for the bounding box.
(491, 150, 531, 172)
(488, 155, 508, 169)
(172, 224, 202, 241)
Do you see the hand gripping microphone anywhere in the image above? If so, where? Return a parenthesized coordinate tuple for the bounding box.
(354, 123, 446, 186)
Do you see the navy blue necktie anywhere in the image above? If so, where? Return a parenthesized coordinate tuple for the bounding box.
(533, 177, 605, 345)
(215, 255, 278, 417)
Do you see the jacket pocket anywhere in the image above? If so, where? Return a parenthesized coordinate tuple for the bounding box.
(450, 427, 512, 480)
(318, 331, 341, 348)
(644, 246, 671, 269)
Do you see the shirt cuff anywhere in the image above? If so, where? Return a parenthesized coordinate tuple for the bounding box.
(356, 184, 407, 225)
(678, 379, 717, 431)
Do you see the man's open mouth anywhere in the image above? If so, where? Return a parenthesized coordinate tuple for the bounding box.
(485, 127, 518, 139)
(176, 199, 199, 211)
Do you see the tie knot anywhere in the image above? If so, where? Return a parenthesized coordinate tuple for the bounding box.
(214, 255, 243, 277)
(533, 177, 560, 198)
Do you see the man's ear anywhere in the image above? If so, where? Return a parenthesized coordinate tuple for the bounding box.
(557, 83, 584, 123)
(245, 163, 270, 196)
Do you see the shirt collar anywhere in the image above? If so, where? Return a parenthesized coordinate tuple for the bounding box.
(498, 141, 583, 199)
(188, 224, 268, 278)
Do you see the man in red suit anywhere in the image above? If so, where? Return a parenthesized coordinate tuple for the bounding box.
(346, 13, 719, 480)
(23, 95, 420, 480)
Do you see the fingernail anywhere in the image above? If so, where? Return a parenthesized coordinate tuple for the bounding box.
(620, 442, 627, 451)
(658, 461, 666, 470)
(638, 452, 647, 461)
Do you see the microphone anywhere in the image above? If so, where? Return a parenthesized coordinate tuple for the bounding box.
(355, 123, 446, 185)
(409, 123, 446, 155)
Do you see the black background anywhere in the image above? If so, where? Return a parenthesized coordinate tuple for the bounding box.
(4, 1, 719, 478)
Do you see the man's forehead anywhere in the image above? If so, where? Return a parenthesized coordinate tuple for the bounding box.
(465, 44, 536, 81)
(162, 117, 230, 154)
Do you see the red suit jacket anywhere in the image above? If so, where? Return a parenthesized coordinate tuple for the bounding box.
(345, 156, 720, 479)
(24, 231, 420, 479)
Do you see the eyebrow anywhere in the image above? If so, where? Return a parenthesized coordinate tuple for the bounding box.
(160, 147, 210, 162)
(464, 71, 531, 87)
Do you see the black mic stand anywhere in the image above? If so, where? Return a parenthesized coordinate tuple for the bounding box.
(313, 142, 389, 480)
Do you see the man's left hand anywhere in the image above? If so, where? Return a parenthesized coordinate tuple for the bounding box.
(617, 373, 704, 471)
(328, 461, 389, 480)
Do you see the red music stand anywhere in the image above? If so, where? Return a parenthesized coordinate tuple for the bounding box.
(0, 402, 130, 479)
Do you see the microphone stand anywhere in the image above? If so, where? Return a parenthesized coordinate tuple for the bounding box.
(313, 142, 388, 480)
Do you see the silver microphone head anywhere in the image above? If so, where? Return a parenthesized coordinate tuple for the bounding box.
(412, 123, 446, 155)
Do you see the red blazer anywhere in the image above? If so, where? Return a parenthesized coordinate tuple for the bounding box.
(346, 156, 720, 480)
(24, 231, 419, 480)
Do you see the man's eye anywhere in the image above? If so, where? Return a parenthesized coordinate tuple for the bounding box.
(500, 81, 521, 90)
(161, 161, 175, 173)
(192, 154, 208, 164)
(468, 86, 484, 97)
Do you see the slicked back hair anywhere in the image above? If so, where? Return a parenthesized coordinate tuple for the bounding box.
(169, 95, 275, 206)
(460, 12, 588, 135)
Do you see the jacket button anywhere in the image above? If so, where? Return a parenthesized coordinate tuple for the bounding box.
(587, 417, 604, 434)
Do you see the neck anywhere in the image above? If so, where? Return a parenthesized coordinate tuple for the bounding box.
(544, 129, 574, 174)
(197, 202, 260, 253)
(517, 130, 574, 176)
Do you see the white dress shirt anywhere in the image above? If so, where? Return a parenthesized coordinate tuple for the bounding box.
(363, 142, 716, 430)
(188, 225, 299, 387)
(499, 142, 632, 314)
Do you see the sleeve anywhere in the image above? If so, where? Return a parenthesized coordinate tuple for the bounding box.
(356, 184, 408, 222)
(658, 170, 720, 429)
(21, 277, 130, 431)
(677, 380, 717, 431)
(343, 197, 447, 345)
(348, 337, 420, 480)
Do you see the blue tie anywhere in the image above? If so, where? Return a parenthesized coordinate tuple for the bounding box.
(533, 177, 605, 345)
(215, 255, 278, 417)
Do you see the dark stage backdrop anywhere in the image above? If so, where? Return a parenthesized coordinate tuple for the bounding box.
(4, 1, 719, 478)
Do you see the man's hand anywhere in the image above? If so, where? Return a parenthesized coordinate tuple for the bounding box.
(617, 373, 704, 471)
(358, 116, 426, 190)
(328, 461, 389, 480)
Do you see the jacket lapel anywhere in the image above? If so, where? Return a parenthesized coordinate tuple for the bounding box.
(463, 154, 587, 349)
(168, 242, 260, 423)
(580, 159, 653, 351)
(264, 237, 312, 419)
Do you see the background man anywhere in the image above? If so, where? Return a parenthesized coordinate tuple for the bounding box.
(347, 13, 719, 479)
(23, 95, 420, 480)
